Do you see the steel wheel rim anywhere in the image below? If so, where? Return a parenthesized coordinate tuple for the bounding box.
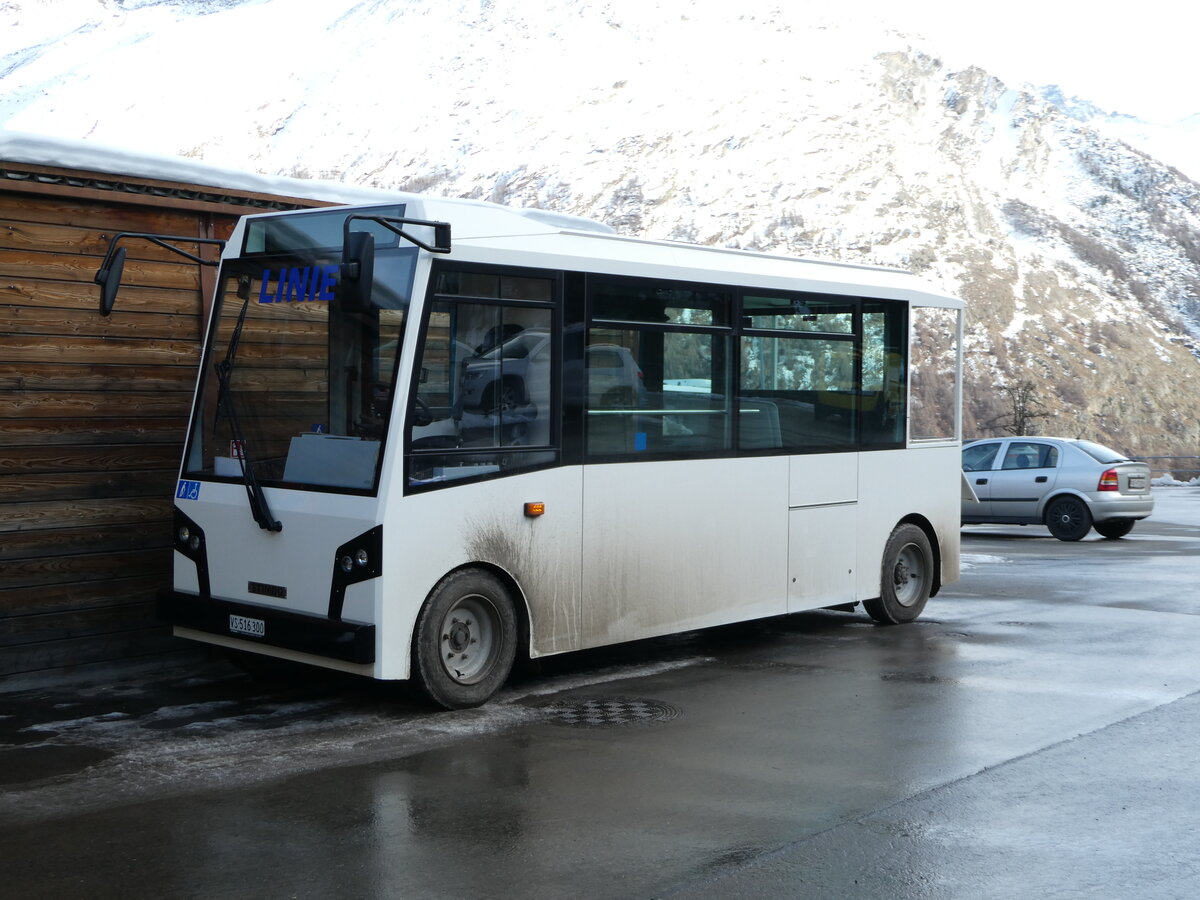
(892, 543, 926, 607)
(438, 594, 499, 685)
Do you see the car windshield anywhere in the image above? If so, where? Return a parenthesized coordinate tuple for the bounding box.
(1071, 440, 1129, 464)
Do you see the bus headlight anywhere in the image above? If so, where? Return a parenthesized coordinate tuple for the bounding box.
(173, 507, 211, 598)
(174, 515, 205, 556)
(328, 525, 383, 620)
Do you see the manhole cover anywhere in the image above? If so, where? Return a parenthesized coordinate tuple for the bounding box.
(539, 696, 680, 728)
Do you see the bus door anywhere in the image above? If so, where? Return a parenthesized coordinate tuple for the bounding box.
(578, 279, 788, 646)
(403, 266, 583, 659)
(787, 454, 858, 611)
(738, 292, 866, 612)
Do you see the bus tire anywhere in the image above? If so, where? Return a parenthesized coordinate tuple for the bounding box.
(412, 568, 517, 709)
(864, 523, 933, 625)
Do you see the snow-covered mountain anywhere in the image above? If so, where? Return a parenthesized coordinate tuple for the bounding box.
(3, 0, 1200, 456)
(1038, 85, 1200, 191)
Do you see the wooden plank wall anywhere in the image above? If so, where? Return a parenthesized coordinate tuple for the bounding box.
(0, 163, 325, 682)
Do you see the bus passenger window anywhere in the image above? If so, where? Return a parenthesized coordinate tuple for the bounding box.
(739, 334, 855, 451)
(586, 327, 731, 458)
(407, 291, 557, 488)
(859, 302, 906, 448)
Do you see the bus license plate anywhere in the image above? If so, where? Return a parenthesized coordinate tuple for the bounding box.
(229, 614, 266, 638)
(1128, 475, 1146, 490)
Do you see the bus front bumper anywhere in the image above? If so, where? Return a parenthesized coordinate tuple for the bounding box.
(158, 591, 376, 664)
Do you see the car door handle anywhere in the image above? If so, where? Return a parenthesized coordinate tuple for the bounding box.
(1035, 476, 1048, 483)
(975, 478, 988, 485)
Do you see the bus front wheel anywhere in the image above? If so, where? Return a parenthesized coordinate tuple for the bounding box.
(412, 568, 518, 709)
(864, 524, 933, 625)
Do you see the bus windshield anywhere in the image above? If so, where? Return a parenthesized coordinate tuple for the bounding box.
(181, 247, 418, 493)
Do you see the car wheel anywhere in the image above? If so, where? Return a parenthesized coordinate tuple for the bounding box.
(864, 523, 933, 625)
(599, 386, 633, 408)
(412, 569, 518, 709)
(1044, 496, 1092, 541)
(1094, 519, 1135, 540)
(486, 379, 523, 414)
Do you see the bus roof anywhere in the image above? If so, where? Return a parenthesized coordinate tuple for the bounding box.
(402, 195, 964, 310)
(235, 195, 962, 309)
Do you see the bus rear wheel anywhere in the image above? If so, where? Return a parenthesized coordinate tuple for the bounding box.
(412, 569, 517, 709)
(864, 523, 933, 625)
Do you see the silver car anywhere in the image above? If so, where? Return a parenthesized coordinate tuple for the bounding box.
(961, 437, 1153, 541)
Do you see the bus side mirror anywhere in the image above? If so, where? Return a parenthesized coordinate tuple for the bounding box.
(433, 222, 451, 252)
(95, 246, 127, 316)
(338, 230, 376, 311)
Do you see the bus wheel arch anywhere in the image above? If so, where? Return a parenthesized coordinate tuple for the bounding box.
(467, 561, 533, 662)
(410, 565, 525, 709)
(863, 518, 937, 625)
(901, 514, 942, 598)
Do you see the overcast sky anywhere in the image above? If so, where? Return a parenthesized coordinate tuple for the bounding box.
(2, 1, 1196, 128)
(868, 0, 1199, 121)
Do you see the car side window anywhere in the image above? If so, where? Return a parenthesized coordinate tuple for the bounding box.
(1002, 442, 1058, 470)
(962, 442, 1000, 471)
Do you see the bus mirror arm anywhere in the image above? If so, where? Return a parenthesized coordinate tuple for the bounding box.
(343, 214, 452, 254)
(339, 214, 452, 311)
(340, 213, 452, 311)
(93, 232, 226, 315)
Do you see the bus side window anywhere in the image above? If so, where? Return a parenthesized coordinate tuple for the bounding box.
(860, 302, 906, 448)
(407, 285, 558, 488)
(739, 334, 856, 452)
(585, 327, 732, 459)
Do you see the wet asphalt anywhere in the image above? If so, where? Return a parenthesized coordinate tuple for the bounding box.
(2, 487, 1199, 899)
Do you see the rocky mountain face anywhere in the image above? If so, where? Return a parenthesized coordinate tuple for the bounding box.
(4, 0, 1200, 456)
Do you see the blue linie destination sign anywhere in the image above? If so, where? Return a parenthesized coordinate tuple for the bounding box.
(259, 265, 338, 303)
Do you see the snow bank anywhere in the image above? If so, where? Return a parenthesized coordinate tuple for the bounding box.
(1152, 474, 1200, 487)
(0, 128, 407, 206)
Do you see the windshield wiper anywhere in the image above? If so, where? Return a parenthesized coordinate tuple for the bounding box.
(213, 286, 282, 533)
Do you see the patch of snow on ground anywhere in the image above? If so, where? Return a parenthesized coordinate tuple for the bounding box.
(961, 554, 1009, 569)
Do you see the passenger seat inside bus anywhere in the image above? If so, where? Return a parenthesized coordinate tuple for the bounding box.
(738, 400, 782, 450)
